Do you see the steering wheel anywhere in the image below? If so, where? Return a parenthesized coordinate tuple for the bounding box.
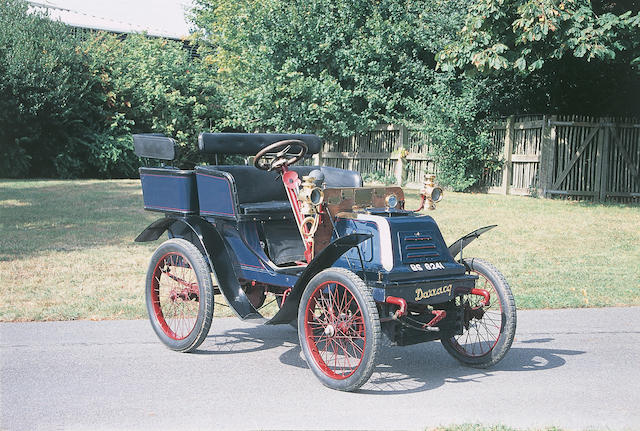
(254, 139, 307, 171)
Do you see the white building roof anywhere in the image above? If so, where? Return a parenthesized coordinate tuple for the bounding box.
(27, 0, 193, 40)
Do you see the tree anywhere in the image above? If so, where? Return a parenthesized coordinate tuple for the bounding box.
(190, 0, 472, 136)
(190, 0, 500, 190)
(83, 33, 225, 171)
(436, 0, 640, 116)
(437, 0, 640, 73)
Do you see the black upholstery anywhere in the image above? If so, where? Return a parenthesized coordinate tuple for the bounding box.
(318, 166, 362, 188)
(198, 133, 322, 155)
(239, 201, 292, 214)
(209, 165, 363, 212)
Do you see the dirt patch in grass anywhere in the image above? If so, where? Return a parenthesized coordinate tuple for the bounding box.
(1, 179, 638, 321)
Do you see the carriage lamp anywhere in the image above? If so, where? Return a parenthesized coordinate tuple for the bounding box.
(299, 175, 324, 215)
(385, 193, 398, 209)
(423, 174, 443, 210)
(412, 174, 443, 211)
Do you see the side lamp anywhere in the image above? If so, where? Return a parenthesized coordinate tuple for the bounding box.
(412, 174, 443, 211)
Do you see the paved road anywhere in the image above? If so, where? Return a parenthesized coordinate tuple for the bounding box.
(1, 307, 639, 430)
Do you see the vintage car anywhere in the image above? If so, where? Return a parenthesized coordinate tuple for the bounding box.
(133, 132, 517, 391)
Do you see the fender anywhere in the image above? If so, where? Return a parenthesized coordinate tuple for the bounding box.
(266, 233, 372, 325)
(447, 225, 497, 260)
(135, 216, 263, 320)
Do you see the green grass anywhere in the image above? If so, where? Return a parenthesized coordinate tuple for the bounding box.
(0, 179, 638, 321)
(405, 189, 640, 310)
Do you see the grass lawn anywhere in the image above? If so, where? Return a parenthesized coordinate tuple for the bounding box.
(1, 178, 638, 321)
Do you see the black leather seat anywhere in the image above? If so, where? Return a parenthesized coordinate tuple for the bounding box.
(197, 165, 362, 218)
(239, 201, 292, 214)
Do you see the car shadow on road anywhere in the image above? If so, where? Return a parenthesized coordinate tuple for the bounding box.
(357, 342, 585, 394)
(196, 325, 584, 395)
(196, 323, 299, 355)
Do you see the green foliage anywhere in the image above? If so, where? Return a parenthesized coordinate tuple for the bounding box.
(191, 0, 469, 136)
(83, 33, 224, 171)
(437, 0, 640, 73)
(0, 0, 104, 178)
(361, 171, 398, 185)
(417, 74, 493, 191)
(192, 0, 495, 189)
(0, 0, 224, 178)
(435, 0, 640, 116)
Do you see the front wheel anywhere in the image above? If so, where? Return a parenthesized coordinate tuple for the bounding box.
(298, 268, 381, 391)
(145, 238, 214, 352)
(441, 258, 516, 368)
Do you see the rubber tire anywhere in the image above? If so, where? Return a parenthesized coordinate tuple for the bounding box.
(441, 258, 516, 368)
(298, 268, 381, 391)
(145, 238, 214, 352)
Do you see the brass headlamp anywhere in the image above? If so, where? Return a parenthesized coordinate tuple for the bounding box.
(298, 176, 324, 216)
(421, 174, 443, 210)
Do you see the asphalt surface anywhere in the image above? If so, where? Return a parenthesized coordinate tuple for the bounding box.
(1, 307, 639, 431)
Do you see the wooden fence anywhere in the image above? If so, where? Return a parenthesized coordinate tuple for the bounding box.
(317, 124, 435, 188)
(317, 118, 639, 202)
(485, 115, 640, 202)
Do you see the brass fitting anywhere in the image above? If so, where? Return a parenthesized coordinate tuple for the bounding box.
(422, 174, 443, 210)
(298, 176, 324, 215)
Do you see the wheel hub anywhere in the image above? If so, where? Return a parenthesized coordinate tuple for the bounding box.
(169, 289, 192, 302)
(463, 300, 486, 329)
(324, 324, 336, 337)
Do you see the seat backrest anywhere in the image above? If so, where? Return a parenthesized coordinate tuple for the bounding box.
(319, 166, 362, 188)
(210, 165, 363, 204)
(213, 166, 284, 204)
(133, 134, 176, 160)
(199, 133, 322, 155)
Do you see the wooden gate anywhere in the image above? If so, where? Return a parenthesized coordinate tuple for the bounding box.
(486, 115, 640, 202)
(541, 116, 640, 202)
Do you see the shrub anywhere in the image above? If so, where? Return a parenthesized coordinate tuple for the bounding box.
(0, 0, 104, 178)
(83, 33, 225, 172)
(416, 74, 493, 191)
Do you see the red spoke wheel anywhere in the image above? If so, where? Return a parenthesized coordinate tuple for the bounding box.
(441, 258, 516, 368)
(145, 239, 214, 352)
(298, 268, 380, 391)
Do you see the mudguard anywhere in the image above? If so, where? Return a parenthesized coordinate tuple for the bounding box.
(135, 216, 262, 320)
(447, 225, 497, 259)
(266, 233, 372, 325)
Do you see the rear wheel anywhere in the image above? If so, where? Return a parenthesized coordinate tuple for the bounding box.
(441, 258, 516, 368)
(145, 238, 214, 352)
(298, 268, 380, 391)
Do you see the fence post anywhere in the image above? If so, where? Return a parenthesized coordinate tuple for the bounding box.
(312, 148, 322, 166)
(501, 116, 514, 195)
(394, 125, 408, 185)
(539, 115, 556, 197)
(598, 124, 610, 202)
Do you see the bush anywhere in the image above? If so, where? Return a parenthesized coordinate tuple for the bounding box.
(83, 33, 225, 172)
(0, 0, 225, 178)
(0, 0, 104, 178)
(411, 74, 493, 191)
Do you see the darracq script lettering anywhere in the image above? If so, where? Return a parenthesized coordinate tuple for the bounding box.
(415, 284, 452, 301)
